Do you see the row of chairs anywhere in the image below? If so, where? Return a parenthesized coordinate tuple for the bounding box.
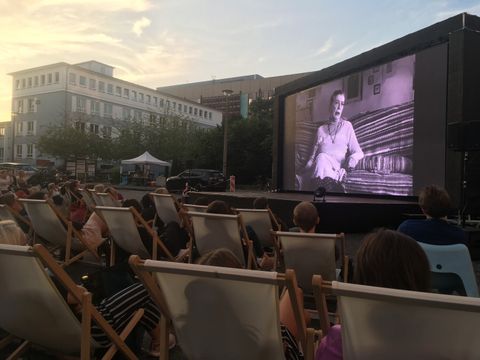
(2, 243, 480, 359)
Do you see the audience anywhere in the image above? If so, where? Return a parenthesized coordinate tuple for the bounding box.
(315, 229, 430, 360)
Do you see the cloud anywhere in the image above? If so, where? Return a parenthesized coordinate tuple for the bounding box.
(334, 42, 357, 59)
(132, 17, 152, 37)
(313, 37, 333, 57)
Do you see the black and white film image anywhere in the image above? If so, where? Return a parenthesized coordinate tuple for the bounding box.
(295, 55, 415, 196)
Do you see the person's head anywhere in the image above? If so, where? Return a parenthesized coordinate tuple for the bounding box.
(28, 191, 47, 200)
(154, 187, 170, 195)
(123, 198, 142, 213)
(329, 90, 345, 122)
(206, 200, 233, 215)
(253, 197, 268, 209)
(93, 183, 105, 193)
(196, 248, 242, 269)
(354, 229, 430, 292)
(293, 201, 319, 233)
(0, 220, 27, 245)
(418, 185, 452, 219)
(0, 192, 22, 212)
(141, 193, 154, 209)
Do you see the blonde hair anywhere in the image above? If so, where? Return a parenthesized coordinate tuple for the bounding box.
(93, 184, 105, 193)
(0, 220, 27, 246)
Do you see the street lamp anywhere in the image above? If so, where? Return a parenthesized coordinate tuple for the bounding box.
(222, 89, 233, 177)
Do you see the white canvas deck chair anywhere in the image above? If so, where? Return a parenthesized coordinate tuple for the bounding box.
(79, 188, 96, 212)
(313, 277, 480, 360)
(0, 243, 143, 359)
(189, 211, 255, 268)
(150, 193, 181, 225)
(418, 242, 479, 297)
(273, 231, 348, 294)
(20, 198, 102, 266)
(95, 205, 174, 264)
(183, 204, 207, 213)
(129, 257, 315, 360)
(88, 189, 104, 207)
(96, 192, 122, 207)
(236, 208, 279, 249)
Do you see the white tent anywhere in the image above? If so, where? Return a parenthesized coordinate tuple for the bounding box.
(121, 151, 171, 167)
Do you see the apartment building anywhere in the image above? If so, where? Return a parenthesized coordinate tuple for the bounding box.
(7, 60, 222, 165)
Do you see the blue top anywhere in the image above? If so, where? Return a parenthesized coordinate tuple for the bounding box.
(397, 218, 467, 245)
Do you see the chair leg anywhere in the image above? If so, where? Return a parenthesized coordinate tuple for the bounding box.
(6, 340, 30, 360)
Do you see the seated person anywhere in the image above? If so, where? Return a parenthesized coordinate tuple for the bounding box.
(398, 185, 467, 245)
(316, 229, 430, 360)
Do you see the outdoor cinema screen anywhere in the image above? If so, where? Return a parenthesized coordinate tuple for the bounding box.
(288, 54, 416, 196)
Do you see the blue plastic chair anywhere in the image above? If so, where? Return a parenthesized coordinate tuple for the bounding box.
(418, 242, 479, 297)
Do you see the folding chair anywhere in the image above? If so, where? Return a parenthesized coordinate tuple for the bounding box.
(79, 188, 96, 212)
(0, 243, 143, 359)
(88, 189, 104, 207)
(235, 208, 279, 249)
(95, 205, 174, 264)
(273, 231, 348, 294)
(96, 193, 122, 207)
(129, 257, 315, 360)
(20, 199, 103, 266)
(313, 277, 480, 359)
(188, 211, 255, 268)
(150, 193, 181, 225)
(183, 204, 208, 213)
(418, 242, 479, 297)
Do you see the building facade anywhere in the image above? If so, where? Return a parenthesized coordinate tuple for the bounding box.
(7, 60, 222, 166)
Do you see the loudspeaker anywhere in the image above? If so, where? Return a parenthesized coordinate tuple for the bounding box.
(447, 121, 480, 151)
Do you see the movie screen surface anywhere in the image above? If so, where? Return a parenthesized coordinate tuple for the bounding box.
(294, 55, 415, 196)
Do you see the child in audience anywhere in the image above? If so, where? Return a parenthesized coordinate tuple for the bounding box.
(315, 229, 430, 360)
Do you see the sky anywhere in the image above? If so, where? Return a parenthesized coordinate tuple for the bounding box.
(1, 0, 480, 121)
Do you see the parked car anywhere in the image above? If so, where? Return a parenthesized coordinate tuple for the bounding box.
(166, 169, 225, 192)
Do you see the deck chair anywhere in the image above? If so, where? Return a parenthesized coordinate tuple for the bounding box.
(418, 242, 479, 297)
(129, 257, 315, 360)
(96, 193, 121, 207)
(183, 204, 207, 213)
(150, 193, 181, 225)
(95, 205, 174, 264)
(188, 211, 255, 268)
(313, 277, 480, 359)
(273, 231, 348, 294)
(0, 243, 143, 359)
(20, 198, 102, 266)
(79, 188, 96, 212)
(236, 208, 278, 249)
(88, 189, 104, 207)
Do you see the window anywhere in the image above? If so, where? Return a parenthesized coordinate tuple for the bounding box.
(134, 110, 142, 120)
(15, 80, 20, 89)
(116, 86, 122, 96)
(166, 100, 170, 109)
(27, 121, 34, 134)
(139, 93, 144, 102)
(28, 77, 32, 87)
(344, 72, 362, 103)
(75, 121, 85, 132)
(17, 99, 23, 113)
(0, 128, 5, 136)
(194, 108, 198, 116)
(98, 81, 105, 92)
(79, 76, 87, 87)
(34, 76, 38, 86)
(27, 144, 33, 158)
(28, 98, 35, 112)
(123, 88, 129, 98)
(54, 72, 60, 83)
(0, 148, 4, 160)
(146, 95, 151, 104)
(199, 109, 203, 117)
(22, 79, 26, 88)
(122, 107, 130, 120)
(131, 90, 137, 101)
(69, 73, 76, 85)
(89, 79, 96, 90)
(172, 102, 176, 110)
(204, 110, 208, 118)
(178, 103, 182, 112)
(102, 126, 112, 138)
(153, 97, 158, 106)
(16, 145, 22, 159)
(184, 105, 187, 112)
(91, 101, 100, 115)
(107, 84, 113, 94)
(89, 123, 99, 134)
(209, 112, 212, 119)
(159, 98, 164, 107)
(16, 122, 23, 134)
(40, 75, 45, 85)
(189, 106, 192, 114)
(104, 103, 113, 118)
(47, 73, 52, 84)
(76, 97, 86, 112)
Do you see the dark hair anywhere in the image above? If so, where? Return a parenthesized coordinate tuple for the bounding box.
(141, 193, 153, 209)
(293, 201, 318, 232)
(330, 89, 345, 104)
(28, 191, 47, 200)
(196, 248, 242, 269)
(193, 196, 210, 206)
(123, 198, 142, 213)
(206, 200, 233, 215)
(419, 185, 452, 218)
(253, 197, 268, 209)
(0, 193, 16, 206)
(354, 229, 430, 292)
